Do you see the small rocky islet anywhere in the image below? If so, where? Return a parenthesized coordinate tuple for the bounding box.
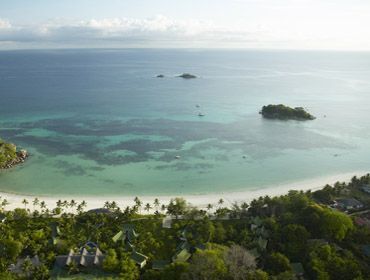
(260, 104, 316, 121)
(156, 73, 197, 79)
(178, 73, 197, 79)
(0, 139, 28, 169)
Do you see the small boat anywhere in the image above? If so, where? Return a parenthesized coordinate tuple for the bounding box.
(175, 155, 181, 159)
(198, 113, 205, 117)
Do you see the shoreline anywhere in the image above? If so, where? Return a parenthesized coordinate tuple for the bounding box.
(0, 171, 367, 212)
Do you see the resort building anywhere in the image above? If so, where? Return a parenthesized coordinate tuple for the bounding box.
(334, 198, 364, 211)
(55, 247, 105, 268)
(131, 251, 148, 268)
(361, 185, 370, 195)
(112, 224, 149, 268)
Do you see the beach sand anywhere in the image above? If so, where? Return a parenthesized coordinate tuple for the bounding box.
(0, 171, 367, 213)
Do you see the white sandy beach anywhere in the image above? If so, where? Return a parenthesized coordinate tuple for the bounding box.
(0, 171, 367, 213)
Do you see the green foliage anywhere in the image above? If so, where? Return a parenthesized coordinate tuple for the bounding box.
(117, 253, 139, 280)
(309, 245, 363, 280)
(0, 238, 23, 262)
(0, 271, 16, 280)
(280, 224, 310, 260)
(261, 104, 315, 120)
(162, 262, 190, 280)
(186, 249, 227, 280)
(264, 252, 291, 275)
(185, 218, 215, 245)
(321, 209, 354, 241)
(0, 139, 17, 168)
(166, 198, 188, 218)
(312, 185, 335, 204)
(102, 249, 120, 272)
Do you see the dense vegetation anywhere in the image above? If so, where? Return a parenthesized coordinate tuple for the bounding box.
(0, 175, 370, 279)
(0, 139, 18, 168)
(260, 105, 315, 120)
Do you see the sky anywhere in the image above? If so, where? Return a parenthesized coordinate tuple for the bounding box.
(0, 0, 370, 50)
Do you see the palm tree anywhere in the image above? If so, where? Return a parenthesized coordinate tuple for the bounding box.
(144, 203, 152, 213)
(161, 204, 166, 213)
(22, 198, 29, 210)
(134, 197, 142, 214)
(207, 203, 213, 214)
(111, 201, 118, 210)
(104, 201, 110, 209)
(1, 199, 9, 210)
(218, 198, 224, 209)
(62, 200, 68, 211)
(80, 200, 87, 212)
(40, 201, 47, 213)
(154, 198, 160, 211)
(76, 204, 83, 214)
(70, 199, 77, 209)
(241, 202, 249, 210)
(32, 197, 40, 211)
(56, 200, 62, 208)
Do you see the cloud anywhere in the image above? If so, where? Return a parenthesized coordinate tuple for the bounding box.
(0, 15, 272, 48)
(0, 14, 369, 50)
(0, 19, 11, 29)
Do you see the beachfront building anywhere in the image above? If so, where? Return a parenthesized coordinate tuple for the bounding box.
(152, 260, 171, 270)
(334, 198, 364, 211)
(172, 241, 192, 263)
(361, 185, 370, 195)
(131, 251, 148, 268)
(112, 224, 138, 245)
(112, 224, 149, 268)
(54, 247, 105, 268)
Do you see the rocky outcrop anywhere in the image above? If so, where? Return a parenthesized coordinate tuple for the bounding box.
(0, 149, 28, 169)
(178, 73, 197, 79)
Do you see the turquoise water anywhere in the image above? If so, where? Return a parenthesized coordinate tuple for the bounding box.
(0, 49, 369, 196)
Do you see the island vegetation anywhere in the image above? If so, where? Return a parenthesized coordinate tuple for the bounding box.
(260, 105, 315, 120)
(0, 174, 370, 279)
(0, 139, 28, 169)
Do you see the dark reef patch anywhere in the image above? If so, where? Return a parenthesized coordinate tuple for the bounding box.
(0, 116, 351, 172)
(53, 160, 87, 176)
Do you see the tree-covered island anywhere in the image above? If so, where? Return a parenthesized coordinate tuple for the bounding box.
(260, 105, 315, 120)
(0, 138, 28, 169)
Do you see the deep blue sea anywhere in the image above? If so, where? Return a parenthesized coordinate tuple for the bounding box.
(0, 49, 369, 196)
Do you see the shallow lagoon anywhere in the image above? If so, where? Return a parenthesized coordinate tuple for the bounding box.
(0, 49, 369, 196)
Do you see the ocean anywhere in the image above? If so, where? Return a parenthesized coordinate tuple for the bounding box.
(0, 48, 369, 196)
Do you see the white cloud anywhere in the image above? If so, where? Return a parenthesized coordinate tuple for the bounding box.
(0, 15, 262, 47)
(0, 19, 11, 29)
(0, 14, 369, 50)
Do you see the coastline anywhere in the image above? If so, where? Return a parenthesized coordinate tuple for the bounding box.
(0, 171, 366, 213)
